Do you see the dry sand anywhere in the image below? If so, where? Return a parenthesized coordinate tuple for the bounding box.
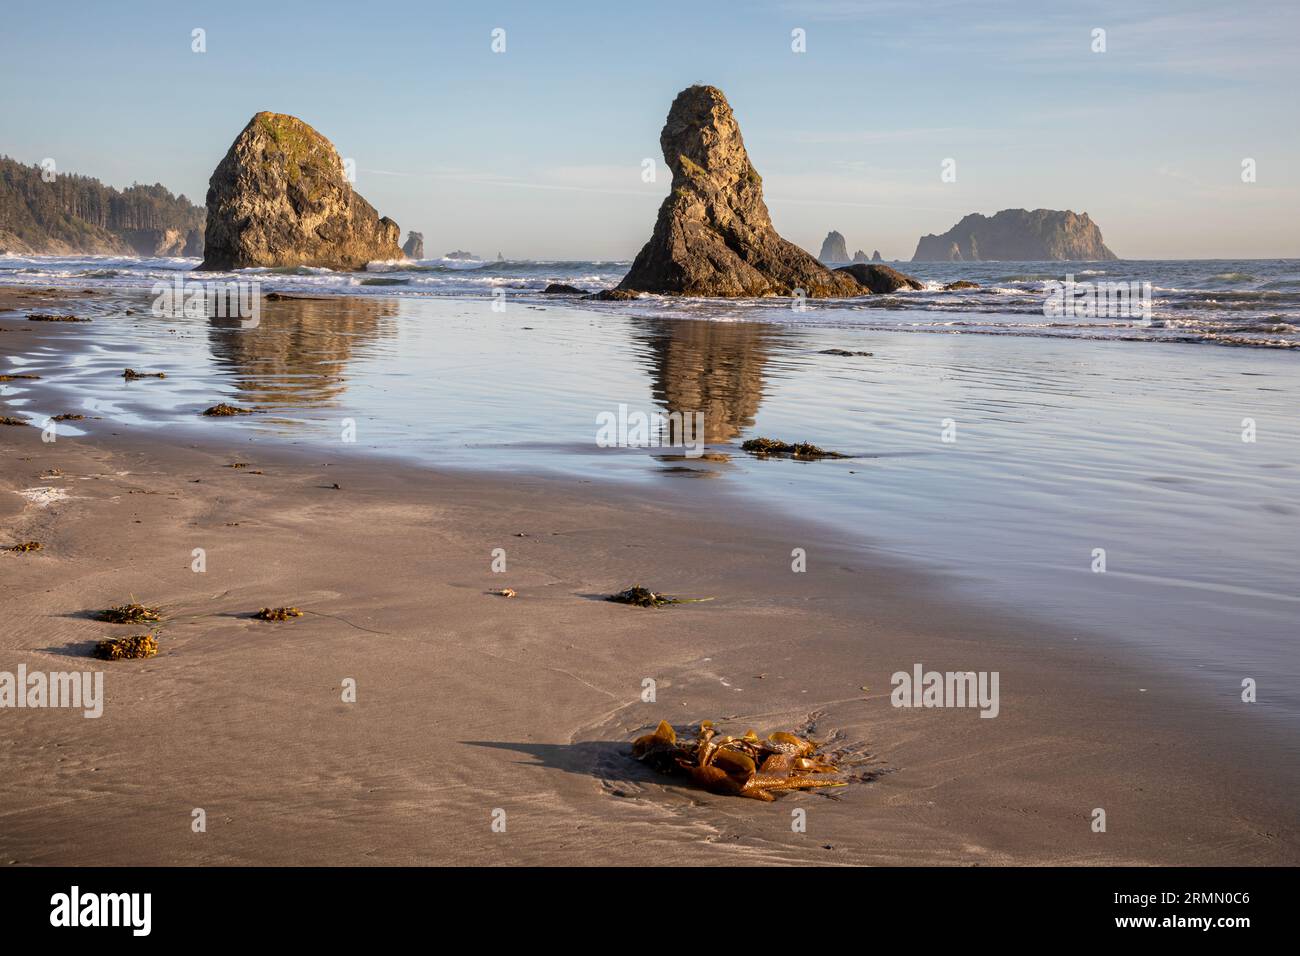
(2, 286, 1296, 866)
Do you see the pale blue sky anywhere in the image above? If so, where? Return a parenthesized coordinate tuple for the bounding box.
(2, 0, 1296, 259)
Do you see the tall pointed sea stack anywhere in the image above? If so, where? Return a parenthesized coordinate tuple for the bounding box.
(402, 231, 424, 259)
(819, 230, 850, 263)
(618, 86, 859, 298)
(200, 112, 402, 271)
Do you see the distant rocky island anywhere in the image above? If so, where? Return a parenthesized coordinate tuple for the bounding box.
(402, 231, 424, 259)
(820, 232, 889, 265)
(0, 155, 204, 256)
(818, 230, 850, 263)
(617, 86, 860, 297)
(913, 208, 1116, 261)
(444, 250, 476, 260)
(200, 112, 402, 271)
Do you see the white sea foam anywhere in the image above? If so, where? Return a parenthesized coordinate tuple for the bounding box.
(3, 255, 1298, 347)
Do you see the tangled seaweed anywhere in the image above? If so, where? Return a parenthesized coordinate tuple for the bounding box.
(123, 368, 166, 380)
(741, 437, 846, 459)
(632, 720, 846, 801)
(0, 374, 41, 382)
(0, 416, 28, 426)
(606, 585, 713, 608)
(93, 634, 158, 661)
(97, 602, 162, 624)
(4, 541, 42, 552)
(255, 606, 303, 621)
(202, 403, 253, 417)
(27, 313, 91, 322)
(51, 413, 84, 421)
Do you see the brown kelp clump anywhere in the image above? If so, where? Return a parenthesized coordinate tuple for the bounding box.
(97, 602, 162, 624)
(28, 313, 91, 322)
(123, 368, 166, 380)
(606, 585, 713, 608)
(255, 606, 303, 621)
(93, 634, 158, 661)
(632, 720, 845, 801)
(4, 541, 42, 552)
(0, 373, 41, 381)
(741, 437, 846, 459)
(0, 416, 28, 426)
(202, 403, 253, 417)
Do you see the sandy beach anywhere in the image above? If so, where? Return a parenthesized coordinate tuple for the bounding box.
(2, 286, 1297, 867)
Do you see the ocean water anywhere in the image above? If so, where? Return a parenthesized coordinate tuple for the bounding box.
(2, 253, 1299, 348)
(3, 257, 1299, 733)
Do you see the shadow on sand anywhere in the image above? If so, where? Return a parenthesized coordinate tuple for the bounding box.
(461, 738, 662, 790)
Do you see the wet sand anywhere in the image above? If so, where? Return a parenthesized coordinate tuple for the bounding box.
(2, 286, 1297, 865)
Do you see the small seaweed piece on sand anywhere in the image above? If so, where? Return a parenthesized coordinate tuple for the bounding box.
(255, 606, 303, 621)
(632, 720, 846, 801)
(93, 634, 158, 661)
(606, 585, 713, 608)
(4, 541, 42, 552)
(741, 437, 846, 460)
(0, 416, 28, 426)
(202, 403, 253, 417)
(51, 413, 84, 422)
(0, 373, 41, 381)
(123, 368, 166, 380)
(28, 313, 91, 322)
(97, 602, 162, 624)
(226, 462, 249, 469)
(490, 587, 517, 598)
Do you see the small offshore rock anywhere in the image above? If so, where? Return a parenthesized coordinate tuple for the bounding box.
(402, 230, 425, 259)
(834, 263, 924, 293)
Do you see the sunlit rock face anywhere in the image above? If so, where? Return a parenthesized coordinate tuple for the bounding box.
(200, 112, 401, 271)
(619, 86, 861, 298)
